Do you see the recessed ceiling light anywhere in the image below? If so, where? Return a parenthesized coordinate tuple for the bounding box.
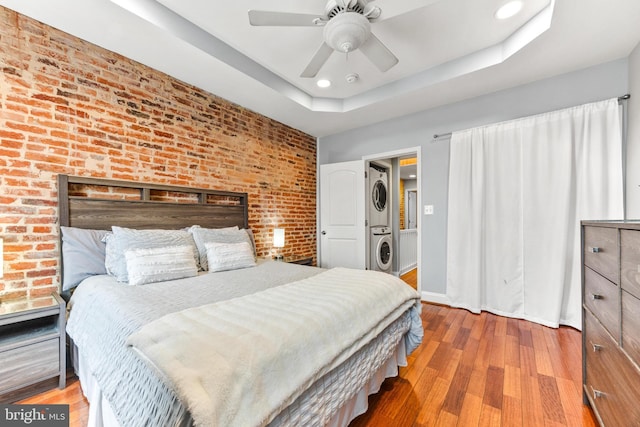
(316, 79, 331, 88)
(409, 174, 417, 178)
(495, 1, 523, 20)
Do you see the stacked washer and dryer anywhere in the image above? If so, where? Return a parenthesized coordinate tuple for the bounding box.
(369, 164, 392, 273)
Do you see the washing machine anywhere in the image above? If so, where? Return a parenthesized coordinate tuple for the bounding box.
(369, 166, 389, 227)
(370, 226, 393, 273)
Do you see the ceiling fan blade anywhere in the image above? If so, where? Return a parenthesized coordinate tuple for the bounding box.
(300, 43, 334, 78)
(359, 33, 399, 72)
(248, 10, 325, 26)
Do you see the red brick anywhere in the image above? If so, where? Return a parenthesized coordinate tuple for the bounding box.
(0, 5, 317, 296)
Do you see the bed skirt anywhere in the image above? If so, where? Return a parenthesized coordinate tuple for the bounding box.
(72, 335, 409, 427)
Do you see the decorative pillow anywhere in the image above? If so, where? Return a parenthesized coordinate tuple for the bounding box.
(60, 226, 109, 291)
(108, 226, 200, 282)
(205, 241, 256, 273)
(189, 226, 255, 271)
(125, 245, 198, 286)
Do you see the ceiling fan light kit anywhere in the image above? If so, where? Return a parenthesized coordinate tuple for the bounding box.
(324, 12, 371, 53)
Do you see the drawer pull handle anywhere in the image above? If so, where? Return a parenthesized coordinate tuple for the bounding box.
(591, 294, 603, 300)
(591, 342, 603, 352)
(589, 247, 602, 253)
(592, 388, 606, 399)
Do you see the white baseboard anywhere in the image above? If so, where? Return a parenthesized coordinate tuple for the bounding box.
(399, 264, 417, 276)
(420, 291, 450, 306)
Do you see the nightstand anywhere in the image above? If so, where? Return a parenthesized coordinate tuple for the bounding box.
(284, 256, 314, 266)
(0, 293, 66, 402)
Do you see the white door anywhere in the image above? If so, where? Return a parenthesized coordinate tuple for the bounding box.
(407, 190, 417, 229)
(319, 161, 366, 269)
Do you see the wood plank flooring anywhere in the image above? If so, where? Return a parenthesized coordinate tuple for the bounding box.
(19, 376, 88, 426)
(351, 304, 597, 427)
(20, 301, 596, 427)
(401, 268, 418, 289)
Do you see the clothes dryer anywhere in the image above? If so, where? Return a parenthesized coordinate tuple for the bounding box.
(369, 166, 389, 227)
(370, 226, 392, 273)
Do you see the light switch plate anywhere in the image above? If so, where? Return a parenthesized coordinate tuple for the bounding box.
(424, 205, 434, 215)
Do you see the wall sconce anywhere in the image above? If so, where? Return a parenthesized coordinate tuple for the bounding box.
(273, 228, 285, 261)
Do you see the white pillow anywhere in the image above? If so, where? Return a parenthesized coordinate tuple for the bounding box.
(189, 226, 254, 271)
(205, 241, 256, 273)
(125, 245, 198, 286)
(108, 226, 200, 282)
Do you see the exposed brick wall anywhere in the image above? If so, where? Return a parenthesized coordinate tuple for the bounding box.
(0, 7, 317, 299)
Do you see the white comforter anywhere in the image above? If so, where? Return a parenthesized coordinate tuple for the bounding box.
(127, 267, 422, 427)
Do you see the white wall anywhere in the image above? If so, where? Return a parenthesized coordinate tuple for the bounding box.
(318, 58, 630, 296)
(403, 179, 417, 192)
(627, 43, 640, 218)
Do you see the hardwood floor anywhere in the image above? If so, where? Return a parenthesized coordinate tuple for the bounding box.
(19, 376, 88, 426)
(351, 304, 597, 427)
(20, 302, 596, 427)
(401, 268, 418, 289)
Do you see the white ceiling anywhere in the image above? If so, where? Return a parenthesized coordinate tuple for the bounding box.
(1, 0, 639, 137)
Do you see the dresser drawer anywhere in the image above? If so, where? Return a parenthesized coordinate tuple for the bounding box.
(584, 267, 620, 340)
(621, 229, 640, 299)
(622, 289, 640, 368)
(585, 310, 640, 426)
(0, 339, 60, 394)
(584, 226, 619, 284)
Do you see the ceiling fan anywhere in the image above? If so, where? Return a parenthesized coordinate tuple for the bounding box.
(248, 0, 399, 78)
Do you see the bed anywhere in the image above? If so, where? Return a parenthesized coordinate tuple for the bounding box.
(58, 174, 423, 427)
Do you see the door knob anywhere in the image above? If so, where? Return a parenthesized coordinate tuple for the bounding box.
(321, 231, 326, 235)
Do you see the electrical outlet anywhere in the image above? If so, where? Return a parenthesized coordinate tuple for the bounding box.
(424, 205, 434, 215)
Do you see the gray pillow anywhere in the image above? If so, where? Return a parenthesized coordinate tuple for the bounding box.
(205, 241, 256, 273)
(244, 229, 256, 255)
(104, 232, 119, 278)
(125, 245, 198, 286)
(189, 226, 255, 271)
(107, 226, 200, 282)
(60, 226, 109, 291)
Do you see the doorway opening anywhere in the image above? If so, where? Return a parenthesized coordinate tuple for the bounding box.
(363, 147, 421, 293)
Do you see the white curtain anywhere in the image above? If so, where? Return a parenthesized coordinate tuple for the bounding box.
(446, 98, 624, 329)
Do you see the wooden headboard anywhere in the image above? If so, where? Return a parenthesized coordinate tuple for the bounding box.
(58, 175, 249, 230)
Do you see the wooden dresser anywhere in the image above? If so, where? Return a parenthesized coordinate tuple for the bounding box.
(582, 221, 640, 426)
